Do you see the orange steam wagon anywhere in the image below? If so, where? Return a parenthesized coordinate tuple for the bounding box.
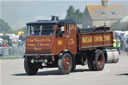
(24, 16, 113, 75)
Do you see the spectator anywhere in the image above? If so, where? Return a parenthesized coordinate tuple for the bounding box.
(2, 43, 6, 48)
(2, 40, 7, 48)
(113, 37, 121, 55)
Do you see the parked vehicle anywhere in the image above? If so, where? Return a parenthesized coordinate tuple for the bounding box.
(24, 17, 113, 75)
(0, 38, 4, 56)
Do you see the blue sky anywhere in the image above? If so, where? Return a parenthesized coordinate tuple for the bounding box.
(0, 0, 128, 30)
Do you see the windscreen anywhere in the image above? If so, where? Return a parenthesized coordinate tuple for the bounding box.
(27, 24, 56, 36)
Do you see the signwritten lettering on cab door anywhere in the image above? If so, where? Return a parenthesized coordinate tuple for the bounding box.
(68, 38, 75, 45)
(27, 37, 51, 51)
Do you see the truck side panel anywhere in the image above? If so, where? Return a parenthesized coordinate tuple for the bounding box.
(79, 31, 113, 50)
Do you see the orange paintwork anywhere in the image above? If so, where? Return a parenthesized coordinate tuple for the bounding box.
(25, 24, 113, 55)
(25, 24, 77, 55)
(54, 24, 77, 55)
(79, 31, 113, 50)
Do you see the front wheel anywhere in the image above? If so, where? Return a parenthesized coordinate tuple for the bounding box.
(58, 53, 72, 74)
(24, 58, 38, 75)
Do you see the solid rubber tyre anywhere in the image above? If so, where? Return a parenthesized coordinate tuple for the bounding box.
(88, 50, 105, 71)
(24, 58, 38, 75)
(88, 54, 95, 71)
(58, 53, 72, 74)
(71, 60, 76, 72)
(92, 50, 105, 71)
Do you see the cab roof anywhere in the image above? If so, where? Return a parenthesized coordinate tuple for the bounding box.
(27, 20, 76, 25)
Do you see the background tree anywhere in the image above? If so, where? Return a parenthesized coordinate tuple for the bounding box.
(110, 20, 128, 31)
(0, 19, 14, 33)
(65, 5, 83, 24)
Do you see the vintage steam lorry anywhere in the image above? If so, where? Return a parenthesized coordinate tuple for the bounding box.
(24, 17, 113, 75)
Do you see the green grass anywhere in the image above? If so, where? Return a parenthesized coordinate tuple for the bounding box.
(0, 56, 23, 60)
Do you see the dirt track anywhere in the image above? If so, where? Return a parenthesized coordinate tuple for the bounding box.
(1, 54, 128, 85)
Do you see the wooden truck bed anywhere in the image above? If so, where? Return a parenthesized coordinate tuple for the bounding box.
(78, 31, 113, 50)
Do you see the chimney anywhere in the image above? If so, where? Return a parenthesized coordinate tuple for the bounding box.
(101, 0, 108, 8)
(51, 16, 59, 21)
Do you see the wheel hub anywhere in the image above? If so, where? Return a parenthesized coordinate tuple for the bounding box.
(64, 57, 71, 70)
(98, 55, 103, 67)
(66, 62, 69, 66)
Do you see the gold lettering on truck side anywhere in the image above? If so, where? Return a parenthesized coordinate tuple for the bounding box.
(34, 47, 41, 51)
(40, 43, 49, 47)
(104, 35, 110, 41)
(46, 38, 51, 42)
(94, 36, 103, 42)
(82, 36, 92, 43)
(34, 39, 46, 42)
(27, 39, 34, 42)
(82, 35, 111, 44)
(27, 43, 35, 46)
(27, 38, 51, 43)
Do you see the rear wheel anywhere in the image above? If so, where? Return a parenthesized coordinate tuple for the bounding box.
(93, 50, 105, 71)
(88, 50, 105, 71)
(58, 53, 72, 74)
(24, 58, 38, 75)
(71, 60, 76, 72)
(88, 54, 95, 71)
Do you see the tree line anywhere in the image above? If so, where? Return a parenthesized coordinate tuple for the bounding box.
(65, 5, 83, 24)
(0, 19, 14, 33)
(110, 20, 128, 31)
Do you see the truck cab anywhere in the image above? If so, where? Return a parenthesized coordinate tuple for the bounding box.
(25, 19, 77, 56)
(24, 18, 78, 75)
